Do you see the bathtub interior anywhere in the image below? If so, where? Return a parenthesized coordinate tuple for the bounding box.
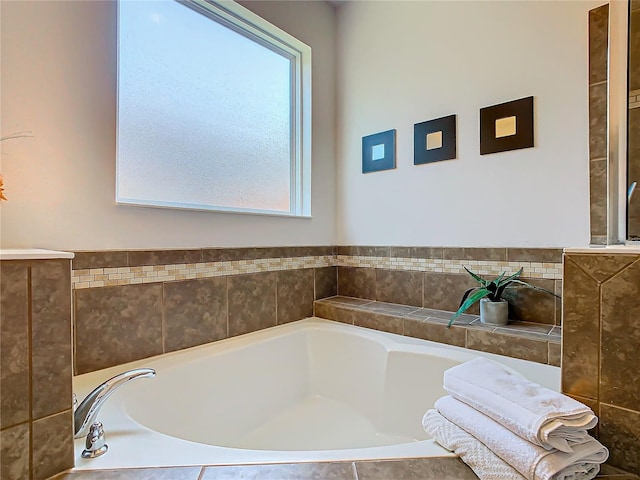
(72, 319, 560, 469)
(123, 325, 462, 451)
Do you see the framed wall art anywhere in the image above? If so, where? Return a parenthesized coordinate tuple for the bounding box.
(480, 96, 534, 155)
(414, 114, 457, 165)
(362, 129, 396, 174)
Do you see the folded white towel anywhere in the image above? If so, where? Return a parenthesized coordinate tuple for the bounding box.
(444, 357, 597, 452)
(436, 396, 608, 480)
(423, 409, 527, 480)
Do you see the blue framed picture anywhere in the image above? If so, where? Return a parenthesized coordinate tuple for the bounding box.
(414, 114, 457, 165)
(362, 129, 396, 174)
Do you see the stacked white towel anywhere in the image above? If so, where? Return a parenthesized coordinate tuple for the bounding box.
(422, 357, 609, 480)
(423, 409, 527, 480)
(443, 357, 597, 452)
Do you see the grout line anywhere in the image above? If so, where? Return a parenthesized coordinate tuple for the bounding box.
(599, 402, 640, 415)
(351, 462, 359, 480)
(27, 265, 33, 480)
(275, 270, 279, 326)
(597, 282, 603, 409)
(313, 267, 317, 303)
(225, 277, 230, 339)
(72, 288, 78, 376)
(161, 282, 166, 354)
(197, 466, 207, 480)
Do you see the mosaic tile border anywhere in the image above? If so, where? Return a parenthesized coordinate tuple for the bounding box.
(72, 253, 562, 289)
(337, 255, 562, 279)
(72, 256, 334, 289)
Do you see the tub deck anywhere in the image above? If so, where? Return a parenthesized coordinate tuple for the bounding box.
(70, 318, 558, 472)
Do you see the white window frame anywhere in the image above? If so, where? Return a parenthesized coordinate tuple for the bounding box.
(115, 0, 312, 217)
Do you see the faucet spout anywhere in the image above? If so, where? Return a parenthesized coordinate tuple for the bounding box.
(74, 368, 156, 438)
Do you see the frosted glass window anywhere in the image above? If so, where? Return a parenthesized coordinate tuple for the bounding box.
(116, 0, 311, 216)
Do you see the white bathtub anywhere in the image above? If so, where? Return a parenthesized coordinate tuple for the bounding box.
(73, 318, 559, 470)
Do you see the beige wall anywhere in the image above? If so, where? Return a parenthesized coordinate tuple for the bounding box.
(1, 0, 603, 251)
(336, 0, 601, 248)
(0, 0, 336, 250)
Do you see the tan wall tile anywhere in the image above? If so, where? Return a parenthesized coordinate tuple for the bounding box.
(228, 272, 277, 337)
(600, 404, 640, 475)
(75, 284, 163, 374)
(277, 269, 314, 324)
(589, 5, 609, 84)
(567, 254, 637, 283)
(31, 260, 72, 419)
(0, 262, 30, 429)
(0, 423, 29, 480)
(600, 259, 640, 410)
(403, 318, 466, 347)
(376, 269, 423, 307)
(337, 267, 376, 300)
(562, 258, 600, 399)
(163, 278, 228, 353)
(32, 410, 74, 480)
(466, 330, 548, 363)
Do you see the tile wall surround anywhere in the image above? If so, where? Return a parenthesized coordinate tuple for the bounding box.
(71, 246, 562, 290)
(15, 246, 640, 479)
(70, 245, 563, 377)
(71, 247, 338, 375)
(588, 4, 609, 245)
(562, 250, 640, 475)
(332, 247, 563, 327)
(0, 257, 74, 480)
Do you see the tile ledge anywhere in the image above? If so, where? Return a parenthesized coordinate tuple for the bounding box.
(564, 245, 640, 254)
(0, 248, 75, 260)
(315, 297, 560, 365)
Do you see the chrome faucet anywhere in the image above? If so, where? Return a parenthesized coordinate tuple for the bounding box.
(74, 368, 156, 439)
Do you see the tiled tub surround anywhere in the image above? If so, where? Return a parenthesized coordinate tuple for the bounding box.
(73, 269, 337, 374)
(314, 296, 561, 366)
(334, 246, 563, 326)
(72, 246, 563, 374)
(562, 249, 640, 475)
(0, 256, 74, 480)
(67, 319, 559, 474)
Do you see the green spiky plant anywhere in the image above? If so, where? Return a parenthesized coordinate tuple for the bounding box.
(447, 266, 558, 328)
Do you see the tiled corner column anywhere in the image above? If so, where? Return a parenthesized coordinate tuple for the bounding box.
(562, 250, 640, 475)
(588, 4, 609, 245)
(1, 259, 74, 480)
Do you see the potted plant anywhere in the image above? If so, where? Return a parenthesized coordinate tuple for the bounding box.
(447, 266, 557, 327)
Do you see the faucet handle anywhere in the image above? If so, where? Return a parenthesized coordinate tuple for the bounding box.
(81, 422, 108, 459)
